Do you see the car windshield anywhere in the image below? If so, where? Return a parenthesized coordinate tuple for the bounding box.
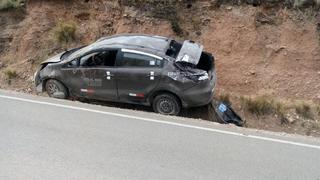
(66, 43, 99, 60)
(61, 45, 87, 60)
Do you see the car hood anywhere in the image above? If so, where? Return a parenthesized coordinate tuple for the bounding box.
(175, 40, 203, 65)
(41, 52, 65, 64)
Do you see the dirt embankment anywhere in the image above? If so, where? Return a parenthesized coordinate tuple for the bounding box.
(0, 0, 319, 136)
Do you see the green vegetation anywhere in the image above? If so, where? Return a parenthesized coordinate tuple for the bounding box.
(4, 69, 17, 79)
(53, 22, 76, 44)
(0, 0, 24, 10)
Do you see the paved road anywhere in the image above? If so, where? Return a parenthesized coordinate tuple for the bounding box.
(0, 90, 320, 180)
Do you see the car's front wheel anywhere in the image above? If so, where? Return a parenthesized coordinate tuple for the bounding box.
(45, 79, 68, 99)
(153, 93, 181, 115)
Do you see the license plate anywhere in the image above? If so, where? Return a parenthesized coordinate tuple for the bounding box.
(218, 103, 227, 113)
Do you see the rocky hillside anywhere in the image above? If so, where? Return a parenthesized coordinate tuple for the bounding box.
(0, 0, 320, 136)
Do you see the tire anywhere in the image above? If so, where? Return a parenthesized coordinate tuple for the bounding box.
(152, 93, 181, 115)
(45, 79, 68, 99)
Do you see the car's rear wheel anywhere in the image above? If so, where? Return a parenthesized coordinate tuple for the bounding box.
(153, 93, 181, 115)
(45, 79, 68, 99)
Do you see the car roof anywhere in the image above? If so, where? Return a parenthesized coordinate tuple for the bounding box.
(68, 34, 172, 60)
(95, 34, 171, 52)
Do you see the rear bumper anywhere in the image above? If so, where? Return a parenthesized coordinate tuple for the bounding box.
(180, 74, 216, 108)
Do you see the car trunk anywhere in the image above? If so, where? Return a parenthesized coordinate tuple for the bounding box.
(174, 40, 214, 72)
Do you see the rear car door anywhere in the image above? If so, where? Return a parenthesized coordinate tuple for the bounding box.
(116, 49, 164, 103)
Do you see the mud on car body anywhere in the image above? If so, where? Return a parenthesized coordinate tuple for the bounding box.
(34, 34, 216, 115)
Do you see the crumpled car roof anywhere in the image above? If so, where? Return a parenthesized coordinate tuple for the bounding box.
(97, 34, 171, 52)
(69, 34, 171, 60)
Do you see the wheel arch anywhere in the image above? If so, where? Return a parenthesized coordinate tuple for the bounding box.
(149, 90, 182, 107)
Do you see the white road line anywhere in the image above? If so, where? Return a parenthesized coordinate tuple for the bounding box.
(1, 94, 320, 150)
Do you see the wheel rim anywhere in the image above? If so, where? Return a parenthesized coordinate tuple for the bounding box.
(47, 83, 59, 96)
(158, 98, 175, 114)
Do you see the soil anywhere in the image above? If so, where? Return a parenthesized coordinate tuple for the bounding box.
(0, 0, 319, 137)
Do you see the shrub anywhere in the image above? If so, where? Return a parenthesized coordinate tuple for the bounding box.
(294, 101, 314, 119)
(241, 95, 275, 115)
(294, 0, 320, 8)
(0, 0, 23, 10)
(274, 102, 288, 118)
(120, 0, 184, 36)
(170, 20, 183, 36)
(150, 2, 183, 36)
(53, 22, 76, 44)
(4, 69, 17, 79)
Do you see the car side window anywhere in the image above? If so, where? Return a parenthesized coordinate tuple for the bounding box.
(119, 52, 162, 67)
(79, 50, 118, 67)
(80, 52, 99, 67)
(67, 59, 79, 68)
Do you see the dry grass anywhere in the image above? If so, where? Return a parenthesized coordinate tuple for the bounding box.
(0, 0, 23, 10)
(240, 94, 318, 121)
(53, 22, 76, 44)
(240, 95, 277, 115)
(274, 101, 288, 118)
(294, 0, 320, 8)
(120, 0, 184, 36)
(240, 95, 291, 118)
(216, 93, 232, 106)
(212, 0, 319, 8)
(294, 101, 314, 119)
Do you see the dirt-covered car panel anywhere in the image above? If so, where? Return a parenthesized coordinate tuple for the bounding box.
(34, 34, 216, 114)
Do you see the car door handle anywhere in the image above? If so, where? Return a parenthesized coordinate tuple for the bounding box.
(147, 71, 157, 77)
(147, 74, 158, 77)
(105, 71, 115, 77)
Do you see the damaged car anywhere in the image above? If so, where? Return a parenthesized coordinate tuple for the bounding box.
(34, 34, 216, 115)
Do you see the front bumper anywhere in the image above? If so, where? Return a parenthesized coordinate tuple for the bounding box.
(36, 82, 43, 92)
(34, 69, 43, 93)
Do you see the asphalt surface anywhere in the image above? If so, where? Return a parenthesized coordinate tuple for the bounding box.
(0, 90, 320, 180)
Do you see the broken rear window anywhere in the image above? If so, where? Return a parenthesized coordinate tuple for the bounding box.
(165, 40, 182, 59)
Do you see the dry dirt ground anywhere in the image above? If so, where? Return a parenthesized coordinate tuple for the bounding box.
(0, 0, 319, 136)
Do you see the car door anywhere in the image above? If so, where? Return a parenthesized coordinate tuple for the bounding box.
(60, 57, 94, 98)
(116, 49, 164, 103)
(61, 50, 118, 100)
(88, 49, 118, 101)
